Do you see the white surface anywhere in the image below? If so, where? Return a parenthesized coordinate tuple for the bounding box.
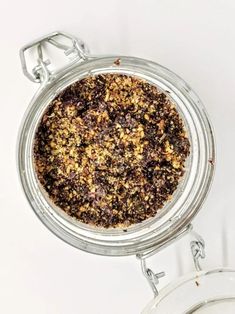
(0, 1, 235, 313)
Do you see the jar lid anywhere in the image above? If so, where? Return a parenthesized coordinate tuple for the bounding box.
(143, 269, 235, 314)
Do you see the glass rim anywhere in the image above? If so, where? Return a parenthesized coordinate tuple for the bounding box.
(143, 268, 235, 313)
(18, 55, 215, 256)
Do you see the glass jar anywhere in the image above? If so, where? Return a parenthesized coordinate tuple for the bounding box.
(18, 32, 215, 257)
(18, 32, 225, 313)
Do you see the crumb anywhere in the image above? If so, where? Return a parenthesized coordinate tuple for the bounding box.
(208, 159, 215, 165)
(114, 58, 121, 66)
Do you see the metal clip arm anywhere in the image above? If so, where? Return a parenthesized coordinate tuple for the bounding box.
(190, 231, 205, 271)
(137, 254, 165, 296)
(20, 31, 88, 83)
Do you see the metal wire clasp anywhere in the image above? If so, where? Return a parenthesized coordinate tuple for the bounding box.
(136, 224, 192, 296)
(137, 254, 165, 297)
(20, 31, 89, 83)
(136, 226, 206, 297)
(190, 231, 206, 271)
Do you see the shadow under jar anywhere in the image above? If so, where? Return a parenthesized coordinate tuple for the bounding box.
(18, 32, 215, 256)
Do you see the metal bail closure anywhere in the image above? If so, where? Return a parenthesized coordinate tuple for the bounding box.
(137, 255, 165, 297)
(190, 230, 206, 272)
(20, 31, 89, 83)
(137, 226, 206, 297)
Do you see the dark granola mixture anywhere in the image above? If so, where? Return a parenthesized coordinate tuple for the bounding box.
(34, 74, 190, 228)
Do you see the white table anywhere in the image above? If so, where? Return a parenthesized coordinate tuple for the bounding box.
(1, 1, 235, 313)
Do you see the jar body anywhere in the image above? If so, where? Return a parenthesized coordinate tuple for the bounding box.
(18, 55, 215, 256)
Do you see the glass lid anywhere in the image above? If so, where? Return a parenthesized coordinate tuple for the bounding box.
(142, 269, 235, 314)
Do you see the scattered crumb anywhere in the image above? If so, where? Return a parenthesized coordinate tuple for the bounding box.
(208, 159, 215, 165)
(114, 58, 121, 66)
